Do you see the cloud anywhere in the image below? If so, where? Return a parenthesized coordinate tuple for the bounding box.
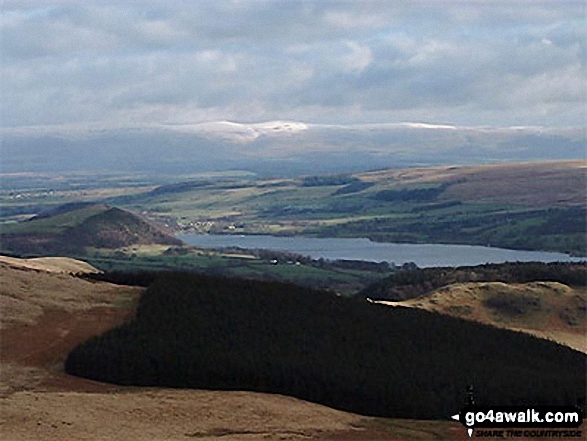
(1, 1, 585, 129)
(341, 42, 373, 73)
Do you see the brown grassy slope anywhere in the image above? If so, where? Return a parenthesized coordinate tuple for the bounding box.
(0, 262, 476, 440)
(376, 281, 586, 353)
(0, 261, 135, 330)
(0, 255, 100, 275)
(359, 160, 586, 206)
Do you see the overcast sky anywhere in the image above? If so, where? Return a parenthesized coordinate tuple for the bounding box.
(1, 0, 585, 130)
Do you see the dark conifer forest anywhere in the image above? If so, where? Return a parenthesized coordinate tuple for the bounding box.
(66, 272, 585, 419)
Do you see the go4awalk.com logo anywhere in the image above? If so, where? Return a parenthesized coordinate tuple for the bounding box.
(451, 405, 583, 438)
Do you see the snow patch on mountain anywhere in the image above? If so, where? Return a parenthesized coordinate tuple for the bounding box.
(165, 121, 308, 143)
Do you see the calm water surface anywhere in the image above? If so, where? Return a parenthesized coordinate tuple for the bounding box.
(177, 234, 584, 268)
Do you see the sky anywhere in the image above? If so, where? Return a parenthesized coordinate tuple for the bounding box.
(1, 0, 586, 131)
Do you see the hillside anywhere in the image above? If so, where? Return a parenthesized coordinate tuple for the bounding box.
(118, 160, 586, 256)
(0, 204, 181, 256)
(358, 261, 586, 301)
(358, 160, 586, 207)
(66, 272, 585, 420)
(375, 282, 587, 353)
(0, 255, 100, 275)
(1, 261, 471, 440)
(0, 260, 137, 331)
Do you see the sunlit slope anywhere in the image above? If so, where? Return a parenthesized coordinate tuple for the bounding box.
(0, 255, 100, 274)
(0, 261, 138, 330)
(375, 281, 587, 353)
(359, 160, 586, 206)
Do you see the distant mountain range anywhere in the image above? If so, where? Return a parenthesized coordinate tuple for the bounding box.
(2, 122, 585, 176)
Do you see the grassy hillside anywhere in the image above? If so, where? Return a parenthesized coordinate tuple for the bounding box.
(1, 204, 110, 235)
(358, 261, 587, 301)
(0, 261, 478, 441)
(117, 160, 586, 256)
(66, 272, 586, 420)
(0, 255, 100, 274)
(375, 281, 587, 353)
(362, 261, 587, 353)
(0, 204, 181, 256)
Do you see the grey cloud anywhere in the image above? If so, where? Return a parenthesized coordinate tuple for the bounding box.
(1, 1, 585, 129)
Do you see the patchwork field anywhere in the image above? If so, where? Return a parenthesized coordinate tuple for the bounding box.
(121, 160, 587, 256)
(2, 160, 585, 256)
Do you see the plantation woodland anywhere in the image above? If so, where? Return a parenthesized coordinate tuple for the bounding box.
(66, 272, 586, 420)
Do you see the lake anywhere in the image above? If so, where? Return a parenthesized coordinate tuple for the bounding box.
(177, 233, 584, 268)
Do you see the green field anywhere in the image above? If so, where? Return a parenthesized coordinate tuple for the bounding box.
(81, 248, 392, 296)
(1, 162, 585, 258)
(0, 204, 108, 234)
(112, 165, 586, 256)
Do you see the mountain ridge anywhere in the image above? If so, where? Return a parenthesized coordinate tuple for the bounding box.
(3, 123, 585, 175)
